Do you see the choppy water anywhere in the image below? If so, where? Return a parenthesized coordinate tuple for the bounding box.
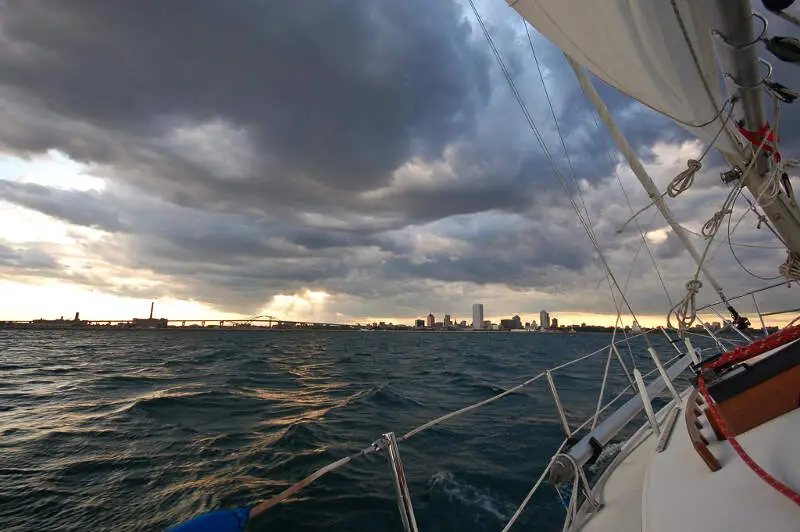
(0, 330, 712, 531)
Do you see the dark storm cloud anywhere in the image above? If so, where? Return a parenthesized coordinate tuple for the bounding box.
(0, 181, 127, 232)
(0, 241, 58, 271)
(0, 0, 698, 215)
(0, 0, 489, 198)
(1, 0, 798, 319)
(0, 180, 376, 262)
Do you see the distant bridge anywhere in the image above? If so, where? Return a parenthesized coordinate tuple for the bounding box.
(1, 315, 358, 330)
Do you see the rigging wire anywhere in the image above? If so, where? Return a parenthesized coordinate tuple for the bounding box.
(680, 223, 784, 249)
(523, 19, 592, 226)
(727, 199, 784, 281)
(522, 17, 650, 356)
(667, 99, 737, 198)
(466, 0, 641, 323)
(669, 0, 743, 154)
(668, 85, 782, 330)
(521, 17, 652, 365)
(588, 100, 674, 307)
(725, 95, 787, 281)
(617, 98, 736, 232)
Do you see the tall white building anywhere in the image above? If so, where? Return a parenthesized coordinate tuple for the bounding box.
(472, 303, 484, 329)
(540, 310, 550, 330)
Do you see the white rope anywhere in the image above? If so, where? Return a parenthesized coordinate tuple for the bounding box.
(759, 167, 782, 207)
(757, 96, 784, 208)
(591, 345, 615, 431)
(665, 99, 736, 199)
(619, 100, 735, 229)
(724, 94, 795, 283)
(667, 159, 702, 198)
(701, 186, 739, 237)
(668, 279, 702, 331)
(780, 252, 800, 283)
(501, 439, 568, 532)
(561, 466, 581, 532)
(399, 372, 545, 441)
(249, 438, 386, 518)
(669, 92, 779, 331)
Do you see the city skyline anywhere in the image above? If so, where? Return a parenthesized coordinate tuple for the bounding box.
(1, 299, 791, 330)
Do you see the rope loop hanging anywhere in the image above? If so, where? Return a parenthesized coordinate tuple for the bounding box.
(702, 209, 732, 237)
(702, 184, 740, 238)
(668, 279, 702, 331)
(667, 159, 702, 197)
(664, 98, 735, 201)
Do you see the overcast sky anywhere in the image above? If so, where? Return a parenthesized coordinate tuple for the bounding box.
(0, 0, 798, 326)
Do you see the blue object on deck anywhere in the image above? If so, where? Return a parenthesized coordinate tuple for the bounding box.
(169, 507, 251, 532)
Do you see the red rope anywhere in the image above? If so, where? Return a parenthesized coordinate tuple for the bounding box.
(737, 122, 781, 162)
(704, 324, 800, 370)
(697, 376, 800, 506)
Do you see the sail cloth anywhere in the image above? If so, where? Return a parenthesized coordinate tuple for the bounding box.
(510, 0, 747, 166)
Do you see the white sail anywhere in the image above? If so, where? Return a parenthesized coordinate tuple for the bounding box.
(510, 0, 746, 165)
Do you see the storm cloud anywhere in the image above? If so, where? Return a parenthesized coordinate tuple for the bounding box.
(0, 0, 798, 321)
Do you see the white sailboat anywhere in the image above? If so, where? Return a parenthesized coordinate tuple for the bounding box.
(172, 1, 800, 530)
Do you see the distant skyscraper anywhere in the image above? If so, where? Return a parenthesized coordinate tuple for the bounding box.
(415, 319, 425, 328)
(540, 310, 550, 330)
(427, 313, 435, 327)
(551, 317, 559, 329)
(472, 303, 484, 329)
(444, 314, 452, 327)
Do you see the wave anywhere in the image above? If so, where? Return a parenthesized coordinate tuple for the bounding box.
(428, 470, 516, 522)
(109, 386, 233, 418)
(358, 384, 425, 408)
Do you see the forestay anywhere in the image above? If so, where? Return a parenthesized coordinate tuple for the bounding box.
(509, 0, 747, 165)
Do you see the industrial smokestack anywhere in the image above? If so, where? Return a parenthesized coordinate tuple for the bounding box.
(75, 312, 80, 322)
(149, 302, 154, 319)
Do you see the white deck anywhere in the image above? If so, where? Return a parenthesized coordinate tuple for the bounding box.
(582, 392, 800, 532)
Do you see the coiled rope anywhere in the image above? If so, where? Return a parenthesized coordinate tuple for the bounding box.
(668, 279, 702, 331)
(701, 185, 740, 238)
(779, 252, 800, 283)
(618, 99, 737, 234)
(667, 159, 702, 197)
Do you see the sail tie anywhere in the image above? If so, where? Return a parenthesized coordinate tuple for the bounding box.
(701, 209, 732, 237)
(667, 159, 702, 198)
(668, 279, 702, 331)
(701, 186, 738, 238)
(665, 99, 736, 200)
(618, 101, 736, 234)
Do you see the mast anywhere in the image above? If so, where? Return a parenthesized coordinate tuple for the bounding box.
(713, 0, 800, 255)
